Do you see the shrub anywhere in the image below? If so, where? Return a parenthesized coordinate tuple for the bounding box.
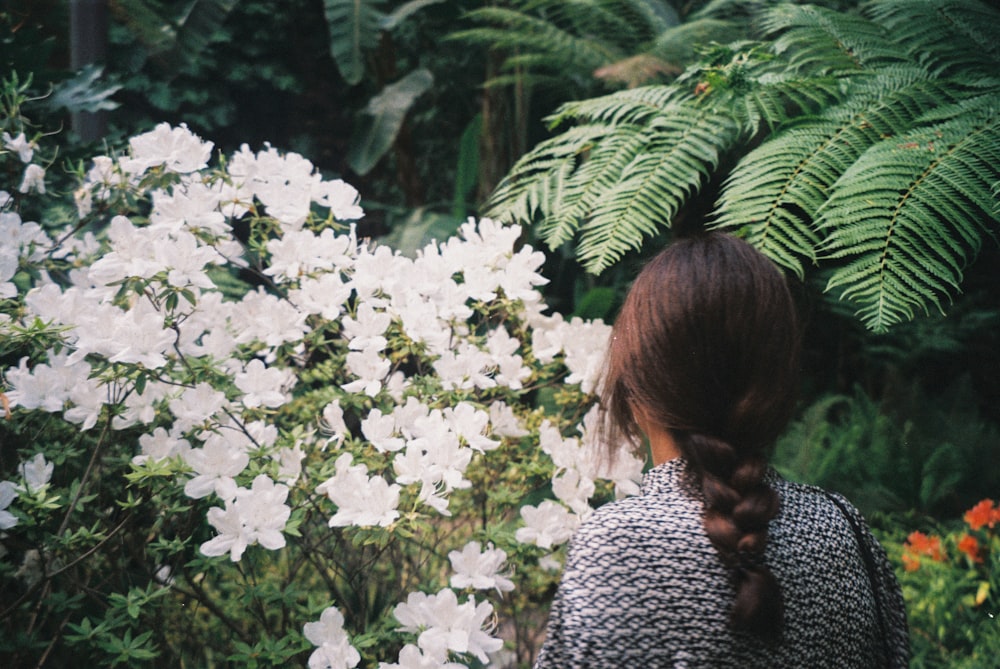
(0, 84, 642, 666)
(885, 499, 1000, 668)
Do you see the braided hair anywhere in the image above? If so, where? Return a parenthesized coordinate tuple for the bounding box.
(600, 232, 800, 643)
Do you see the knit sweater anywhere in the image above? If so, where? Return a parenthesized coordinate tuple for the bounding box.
(534, 458, 909, 668)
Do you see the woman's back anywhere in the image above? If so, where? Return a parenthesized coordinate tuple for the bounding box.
(535, 459, 909, 668)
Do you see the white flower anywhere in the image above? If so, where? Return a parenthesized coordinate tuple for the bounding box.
(4, 353, 91, 413)
(320, 400, 349, 448)
(303, 607, 361, 669)
(378, 644, 464, 669)
(264, 228, 353, 282)
(150, 182, 227, 235)
(313, 179, 364, 221)
(361, 408, 404, 453)
(551, 467, 595, 516)
(199, 475, 291, 561)
(169, 382, 227, 433)
(515, 501, 579, 549)
(154, 229, 218, 289)
(0, 245, 17, 299)
(561, 317, 611, 394)
(342, 302, 391, 352)
(443, 403, 499, 453)
(0, 481, 19, 530)
(3, 131, 35, 162)
(392, 589, 502, 663)
(448, 541, 514, 593)
(317, 453, 400, 527)
(488, 402, 528, 438)
(230, 288, 310, 349)
(183, 437, 250, 499)
(17, 453, 54, 492)
(290, 273, 352, 319)
(133, 427, 191, 465)
(234, 359, 293, 409)
(126, 123, 213, 174)
(341, 347, 391, 398)
(18, 164, 46, 194)
(433, 343, 495, 391)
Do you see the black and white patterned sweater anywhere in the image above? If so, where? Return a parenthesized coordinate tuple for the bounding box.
(535, 458, 909, 668)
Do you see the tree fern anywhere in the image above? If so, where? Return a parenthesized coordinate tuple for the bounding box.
(486, 0, 1000, 331)
(821, 98, 1000, 331)
(487, 42, 839, 271)
(715, 67, 955, 275)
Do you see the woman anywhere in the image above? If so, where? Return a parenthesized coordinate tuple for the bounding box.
(535, 233, 909, 668)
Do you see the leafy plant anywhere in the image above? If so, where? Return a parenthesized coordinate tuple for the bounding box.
(486, 0, 1000, 332)
(881, 500, 1000, 668)
(0, 85, 641, 666)
(773, 381, 1000, 517)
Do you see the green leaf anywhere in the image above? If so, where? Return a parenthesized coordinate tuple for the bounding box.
(324, 0, 386, 86)
(46, 66, 121, 114)
(379, 0, 445, 31)
(347, 68, 434, 175)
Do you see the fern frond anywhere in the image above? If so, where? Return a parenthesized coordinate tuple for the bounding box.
(714, 67, 954, 275)
(486, 124, 615, 225)
(820, 98, 1000, 331)
(866, 0, 1000, 77)
(574, 101, 744, 271)
(538, 125, 654, 247)
(547, 85, 684, 127)
(649, 18, 744, 64)
(454, 7, 624, 76)
(761, 4, 906, 71)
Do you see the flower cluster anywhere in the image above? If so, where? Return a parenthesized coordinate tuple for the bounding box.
(902, 498, 1000, 574)
(0, 121, 641, 666)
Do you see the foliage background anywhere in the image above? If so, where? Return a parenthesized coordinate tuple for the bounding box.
(2, 0, 1000, 666)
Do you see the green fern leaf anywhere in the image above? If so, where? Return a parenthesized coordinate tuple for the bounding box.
(821, 98, 1000, 331)
(714, 67, 953, 275)
(866, 0, 1000, 77)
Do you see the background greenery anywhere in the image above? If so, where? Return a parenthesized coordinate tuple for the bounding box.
(3, 0, 999, 666)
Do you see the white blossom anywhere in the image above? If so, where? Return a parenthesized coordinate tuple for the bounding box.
(0, 481, 19, 530)
(448, 541, 514, 593)
(320, 400, 349, 448)
(317, 453, 400, 527)
(17, 453, 54, 492)
(392, 589, 502, 663)
(133, 427, 191, 465)
(341, 347, 391, 398)
(199, 475, 291, 561)
(303, 607, 361, 669)
(3, 131, 35, 162)
(361, 408, 404, 453)
(378, 644, 464, 669)
(183, 436, 250, 499)
(515, 500, 579, 549)
(18, 164, 45, 194)
(234, 359, 293, 409)
(125, 122, 213, 175)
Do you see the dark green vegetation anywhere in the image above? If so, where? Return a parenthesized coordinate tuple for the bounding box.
(3, 1, 1000, 667)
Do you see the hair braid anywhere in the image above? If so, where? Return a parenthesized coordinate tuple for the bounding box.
(600, 232, 799, 643)
(680, 431, 783, 642)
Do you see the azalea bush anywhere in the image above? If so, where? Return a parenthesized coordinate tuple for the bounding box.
(886, 499, 1000, 668)
(0, 79, 643, 667)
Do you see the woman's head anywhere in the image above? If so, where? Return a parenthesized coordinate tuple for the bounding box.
(600, 232, 800, 642)
(601, 232, 800, 460)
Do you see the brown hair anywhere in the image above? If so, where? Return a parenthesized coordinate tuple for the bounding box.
(600, 232, 800, 642)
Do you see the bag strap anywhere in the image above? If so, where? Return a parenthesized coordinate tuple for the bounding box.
(821, 490, 890, 666)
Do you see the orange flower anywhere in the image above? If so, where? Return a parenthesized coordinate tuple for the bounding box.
(901, 553, 921, 572)
(905, 531, 944, 562)
(957, 534, 983, 563)
(964, 499, 999, 531)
